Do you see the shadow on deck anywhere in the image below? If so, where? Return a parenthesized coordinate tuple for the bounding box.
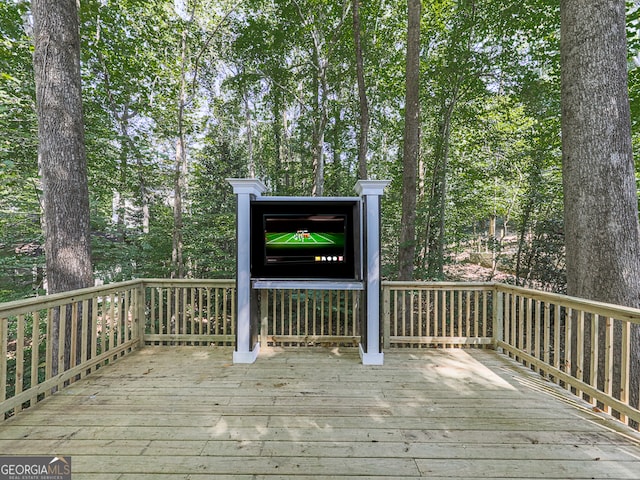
(1, 346, 640, 479)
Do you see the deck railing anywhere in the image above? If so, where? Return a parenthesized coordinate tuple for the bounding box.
(493, 284, 640, 429)
(1, 279, 639, 430)
(383, 282, 494, 348)
(258, 288, 361, 346)
(143, 279, 236, 346)
(0, 280, 143, 420)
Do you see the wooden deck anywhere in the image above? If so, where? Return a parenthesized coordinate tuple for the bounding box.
(1, 347, 640, 479)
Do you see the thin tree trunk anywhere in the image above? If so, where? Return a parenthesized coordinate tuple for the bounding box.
(172, 27, 188, 279)
(398, 0, 421, 280)
(425, 96, 455, 279)
(244, 91, 255, 177)
(311, 55, 328, 197)
(352, 0, 369, 180)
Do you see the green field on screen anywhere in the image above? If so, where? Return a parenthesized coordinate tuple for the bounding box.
(265, 231, 344, 249)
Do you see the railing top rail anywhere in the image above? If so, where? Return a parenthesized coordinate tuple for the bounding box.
(495, 283, 640, 325)
(141, 278, 236, 287)
(0, 279, 142, 318)
(382, 280, 495, 289)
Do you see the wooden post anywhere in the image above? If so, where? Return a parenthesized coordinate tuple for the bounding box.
(383, 284, 391, 349)
(493, 288, 503, 352)
(260, 290, 268, 346)
(137, 281, 147, 348)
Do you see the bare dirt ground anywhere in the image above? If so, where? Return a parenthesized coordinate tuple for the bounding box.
(444, 249, 516, 283)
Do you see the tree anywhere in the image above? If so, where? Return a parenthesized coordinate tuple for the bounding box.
(32, 0, 94, 378)
(397, 0, 420, 280)
(32, 0, 93, 294)
(352, 0, 369, 180)
(560, 0, 640, 414)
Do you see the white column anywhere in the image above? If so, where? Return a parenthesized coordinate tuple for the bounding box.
(227, 178, 267, 363)
(355, 180, 391, 365)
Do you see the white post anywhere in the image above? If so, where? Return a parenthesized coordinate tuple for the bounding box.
(355, 180, 391, 365)
(227, 178, 267, 363)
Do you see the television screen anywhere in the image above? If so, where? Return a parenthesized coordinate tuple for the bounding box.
(250, 200, 360, 280)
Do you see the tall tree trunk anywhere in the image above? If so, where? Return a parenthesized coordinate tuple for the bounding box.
(172, 27, 188, 279)
(244, 91, 255, 177)
(311, 55, 328, 197)
(398, 0, 421, 280)
(272, 94, 283, 194)
(561, 0, 640, 417)
(352, 0, 369, 180)
(424, 95, 456, 279)
(32, 0, 93, 376)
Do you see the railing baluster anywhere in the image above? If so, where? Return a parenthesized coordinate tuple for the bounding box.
(31, 310, 40, 406)
(91, 297, 98, 368)
(410, 289, 416, 340)
(467, 290, 472, 338)
(589, 314, 599, 405)
(565, 307, 573, 391)
(125, 290, 131, 346)
(296, 289, 302, 344)
(81, 300, 89, 374)
(543, 303, 551, 375)
(451, 290, 457, 339)
(327, 290, 333, 340)
(432, 289, 438, 338)
(58, 305, 67, 388)
(70, 302, 78, 368)
(304, 290, 310, 339)
(481, 292, 486, 338)
(553, 304, 561, 381)
(16, 315, 24, 413)
(402, 290, 408, 339)
(1, 315, 7, 406)
(383, 286, 391, 349)
(620, 320, 630, 424)
(189, 287, 195, 344)
(534, 300, 541, 369)
(442, 290, 448, 342)
(518, 295, 525, 362)
(312, 290, 317, 337)
(157, 288, 163, 339)
(604, 316, 614, 413)
(509, 293, 516, 356)
(576, 310, 585, 399)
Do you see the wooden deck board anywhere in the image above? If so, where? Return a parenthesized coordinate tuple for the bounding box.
(2, 346, 640, 479)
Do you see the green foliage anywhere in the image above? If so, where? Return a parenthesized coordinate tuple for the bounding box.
(184, 132, 247, 278)
(0, 1, 43, 302)
(1, 0, 636, 298)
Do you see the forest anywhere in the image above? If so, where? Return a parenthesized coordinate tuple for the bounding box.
(1, 0, 640, 303)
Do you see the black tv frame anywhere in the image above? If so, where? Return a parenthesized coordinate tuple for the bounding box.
(250, 198, 361, 280)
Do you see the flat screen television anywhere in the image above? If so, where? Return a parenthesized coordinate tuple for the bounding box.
(250, 199, 361, 280)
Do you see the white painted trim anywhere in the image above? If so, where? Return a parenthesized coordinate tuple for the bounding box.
(226, 178, 267, 195)
(253, 280, 364, 290)
(233, 343, 260, 364)
(359, 343, 384, 365)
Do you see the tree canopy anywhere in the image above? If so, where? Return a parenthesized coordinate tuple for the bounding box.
(1, 0, 640, 301)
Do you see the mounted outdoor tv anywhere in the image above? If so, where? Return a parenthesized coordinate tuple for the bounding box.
(250, 199, 361, 280)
